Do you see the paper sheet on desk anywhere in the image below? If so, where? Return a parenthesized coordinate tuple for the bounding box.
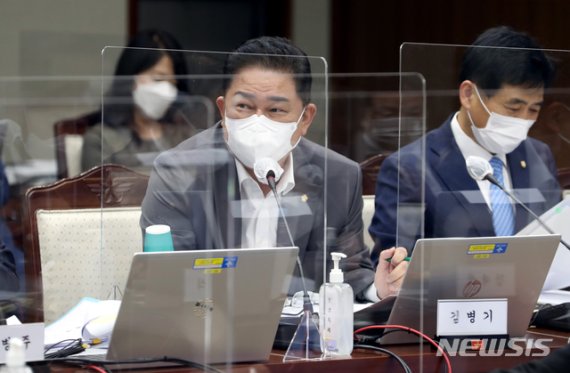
(517, 199, 570, 290)
(538, 290, 570, 306)
(281, 302, 372, 318)
(541, 245, 570, 290)
(44, 297, 120, 347)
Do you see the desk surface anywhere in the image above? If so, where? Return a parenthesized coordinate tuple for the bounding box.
(39, 328, 569, 373)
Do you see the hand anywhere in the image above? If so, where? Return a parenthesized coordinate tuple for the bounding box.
(374, 246, 409, 300)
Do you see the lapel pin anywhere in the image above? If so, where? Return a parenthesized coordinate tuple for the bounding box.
(301, 194, 309, 202)
(520, 160, 527, 169)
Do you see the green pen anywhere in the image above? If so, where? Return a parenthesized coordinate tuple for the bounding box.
(386, 256, 411, 263)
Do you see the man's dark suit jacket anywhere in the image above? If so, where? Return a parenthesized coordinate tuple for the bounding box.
(0, 241, 18, 292)
(141, 124, 375, 298)
(369, 116, 561, 263)
(0, 160, 18, 295)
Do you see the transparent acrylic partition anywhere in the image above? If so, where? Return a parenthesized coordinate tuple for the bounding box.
(100, 46, 328, 364)
(399, 42, 570, 370)
(0, 75, 108, 329)
(320, 72, 426, 358)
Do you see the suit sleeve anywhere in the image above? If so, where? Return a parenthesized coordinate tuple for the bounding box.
(531, 139, 562, 208)
(369, 151, 422, 264)
(369, 153, 399, 260)
(140, 154, 198, 251)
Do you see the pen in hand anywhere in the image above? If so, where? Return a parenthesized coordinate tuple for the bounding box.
(385, 256, 411, 263)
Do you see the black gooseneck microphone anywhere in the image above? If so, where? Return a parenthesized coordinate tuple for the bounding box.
(264, 168, 314, 312)
(465, 155, 570, 251)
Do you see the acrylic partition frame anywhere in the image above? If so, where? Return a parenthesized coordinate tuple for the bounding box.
(100, 46, 328, 363)
(317, 72, 426, 358)
(0, 75, 109, 326)
(398, 42, 570, 370)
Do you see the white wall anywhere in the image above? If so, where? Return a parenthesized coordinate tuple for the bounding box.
(0, 0, 128, 161)
(291, 0, 330, 146)
(0, 0, 127, 76)
(291, 0, 330, 63)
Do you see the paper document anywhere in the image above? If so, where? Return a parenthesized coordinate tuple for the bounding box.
(281, 291, 372, 317)
(537, 290, 570, 306)
(517, 198, 570, 290)
(44, 297, 120, 347)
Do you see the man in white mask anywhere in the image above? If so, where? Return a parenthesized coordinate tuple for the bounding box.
(142, 36, 390, 301)
(371, 26, 562, 297)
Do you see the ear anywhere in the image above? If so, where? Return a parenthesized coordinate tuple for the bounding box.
(459, 80, 475, 110)
(216, 96, 225, 126)
(298, 103, 317, 136)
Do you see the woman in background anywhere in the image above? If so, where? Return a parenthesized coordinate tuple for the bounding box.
(81, 29, 208, 171)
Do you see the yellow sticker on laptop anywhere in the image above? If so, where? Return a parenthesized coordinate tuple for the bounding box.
(193, 256, 238, 269)
(467, 243, 508, 255)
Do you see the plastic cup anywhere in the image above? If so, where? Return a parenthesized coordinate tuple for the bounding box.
(144, 224, 174, 252)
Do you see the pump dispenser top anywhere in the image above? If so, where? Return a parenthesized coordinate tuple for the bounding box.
(319, 251, 353, 356)
(329, 252, 346, 283)
(1, 337, 32, 373)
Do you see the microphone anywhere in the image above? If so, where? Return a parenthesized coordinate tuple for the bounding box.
(253, 158, 314, 312)
(266, 169, 277, 193)
(253, 158, 283, 186)
(466, 155, 495, 183)
(466, 155, 570, 251)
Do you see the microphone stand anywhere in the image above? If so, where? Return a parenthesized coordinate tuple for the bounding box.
(485, 174, 570, 251)
(267, 172, 323, 361)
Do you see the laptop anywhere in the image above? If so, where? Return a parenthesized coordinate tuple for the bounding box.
(377, 234, 560, 344)
(104, 247, 298, 364)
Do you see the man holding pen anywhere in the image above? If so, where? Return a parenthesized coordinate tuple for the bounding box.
(371, 26, 559, 298)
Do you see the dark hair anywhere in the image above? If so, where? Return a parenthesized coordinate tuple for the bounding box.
(222, 36, 312, 105)
(459, 26, 555, 95)
(104, 29, 189, 127)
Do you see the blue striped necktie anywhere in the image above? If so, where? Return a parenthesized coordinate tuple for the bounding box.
(489, 157, 514, 236)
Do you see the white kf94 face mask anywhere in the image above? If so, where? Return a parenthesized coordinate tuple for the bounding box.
(133, 81, 178, 120)
(468, 85, 535, 154)
(224, 108, 305, 169)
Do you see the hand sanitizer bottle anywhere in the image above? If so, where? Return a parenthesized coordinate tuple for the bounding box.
(319, 252, 353, 356)
(1, 338, 32, 373)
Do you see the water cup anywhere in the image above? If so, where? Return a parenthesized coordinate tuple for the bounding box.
(144, 224, 174, 252)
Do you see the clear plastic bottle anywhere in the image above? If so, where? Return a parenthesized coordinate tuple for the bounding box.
(319, 252, 354, 356)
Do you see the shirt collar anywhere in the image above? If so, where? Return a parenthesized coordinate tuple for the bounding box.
(451, 112, 507, 165)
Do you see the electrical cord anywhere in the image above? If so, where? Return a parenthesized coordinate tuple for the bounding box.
(85, 364, 110, 373)
(353, 343, 411, 373)
(44, 338, 79, 353)
(354, 324, 453, 373)
(44, 338, 86, 359)
(52, 356, 224, 373)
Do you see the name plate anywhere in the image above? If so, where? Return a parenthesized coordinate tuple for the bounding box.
(437, 298, 507, 337)
(0, 323, 45, 363)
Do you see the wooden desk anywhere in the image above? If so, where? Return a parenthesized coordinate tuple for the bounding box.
(37, 328, 569, 373)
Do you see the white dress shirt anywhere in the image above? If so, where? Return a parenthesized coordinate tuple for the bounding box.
(451, 113, 513, 210)
(235, 155, 295, 248)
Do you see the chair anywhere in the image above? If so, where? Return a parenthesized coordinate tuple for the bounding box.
(54, 111, 101, 179)
(359, 154, 386, 195)
(22, 164, 149, 323)
(558, 167, 570, 199)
